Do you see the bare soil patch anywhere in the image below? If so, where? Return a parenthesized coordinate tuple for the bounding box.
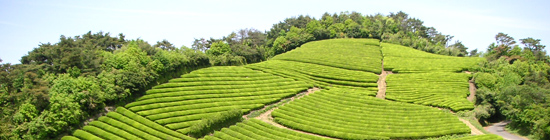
(465, 71, 476, 102)
(459, 118, 484, 135)
(376, 71, 392, 99)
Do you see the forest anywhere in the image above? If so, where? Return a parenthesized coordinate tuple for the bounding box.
(0, 11, 549, 139)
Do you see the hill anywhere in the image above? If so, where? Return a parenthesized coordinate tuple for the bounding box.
(2, 11, 548, 140)
(61, 38, 492, 140)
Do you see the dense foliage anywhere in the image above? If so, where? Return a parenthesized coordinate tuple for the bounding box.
(472, 33, 550, 139)
(0, 32, 209, 139)
(188, 109, 243, 138)
(191, 11, 469, 66)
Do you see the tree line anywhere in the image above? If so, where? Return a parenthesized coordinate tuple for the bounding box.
(0, 32, 210, 139)
(472, 33, 549, 140)
(191, 11, 471, 66)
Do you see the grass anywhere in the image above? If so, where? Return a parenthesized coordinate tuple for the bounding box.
(456, 110, 491, 134)
(505, 126, 536, 140)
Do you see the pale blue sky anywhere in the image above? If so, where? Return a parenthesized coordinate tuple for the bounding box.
(1, 0, 549, 64)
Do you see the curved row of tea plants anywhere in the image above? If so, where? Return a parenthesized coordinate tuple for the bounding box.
(125, 66, 312, 134)
(382, 43, 484, 73)
(385, 72, 474, 111)
(246, 60, 378, 94)
(61, 107, 194, 140)
(271, 89, 471, 139)
(201, 119, 331, 140)
(454, 134, 504, 140)
(272, 39, 383, 74)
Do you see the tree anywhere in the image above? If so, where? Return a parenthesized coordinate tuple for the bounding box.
(344, 19, 363, 38)
(192, 38, 210, 52)
(469, 49, 479, 57)
(306, 20, 330, 40)
(153, 39, 175, 51)
(206, 41, 231, 56)
(448, 40, 468, 56)
(520, 37, 546, 52)
(487, 33, 516, 59)
(321, 13, 334, 28)
(520, 37, 547, 61)
(496, 32, 516, 47)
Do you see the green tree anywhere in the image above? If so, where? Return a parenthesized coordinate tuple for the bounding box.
(306, 20, 330, 40)
(153, 39, 176, 51)
(206, 41, 232, 56)
(448, 40, 468, 56)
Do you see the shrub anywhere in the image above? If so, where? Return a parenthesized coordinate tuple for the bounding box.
(187, 109, 243, 138)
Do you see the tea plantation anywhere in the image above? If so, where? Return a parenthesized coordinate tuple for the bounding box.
(62, 39, 500, 140)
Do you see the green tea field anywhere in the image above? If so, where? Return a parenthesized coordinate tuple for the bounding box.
(62, 39, 499, 140)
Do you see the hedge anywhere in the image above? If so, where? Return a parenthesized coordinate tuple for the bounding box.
(98, 116, 161, 140)
(88, 121, 142, 140)
(115, 107, 193, 139)
(72, 130, 104, 140)
(385, 72, 474, 111)
(187, 109, 243, 138)
(82, 125, 123, 140)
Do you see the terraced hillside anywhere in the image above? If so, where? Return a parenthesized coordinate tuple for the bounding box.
(382, 43, 484, 73)
(247, 39, 381, 94)
(246, 60, 379, 93)
(271, 39, 382, 74)
(63, 38, 490, 140)
(202, 119, 332, 140)
(272, 89, 470, 139)
(382, 43, 484, 111)
(385, 72, 474, 111)
(62, 107, 194, 140)
(126, 66, 311, 134)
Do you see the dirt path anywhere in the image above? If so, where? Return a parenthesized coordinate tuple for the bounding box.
(459, 118, 484, 135)
(468, 80, 476, 102)
(254, 88, 337, 139)
(465, 71, 477, 102)
(486, 121, 528, 140)
(376, 71, 389, 99)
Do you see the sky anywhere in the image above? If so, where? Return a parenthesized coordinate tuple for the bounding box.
(1, 0, 549, 64)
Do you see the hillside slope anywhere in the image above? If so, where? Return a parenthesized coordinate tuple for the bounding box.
(382, 43, 485, 111)
(62, 39, 484, 140)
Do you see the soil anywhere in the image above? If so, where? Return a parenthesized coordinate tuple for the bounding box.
(459, 118, 484, 135)
(376, 71, 390, 99)
(467, 79, 476, 102)
(83, 106, 115, 126)
(465, 71, 477, 102)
